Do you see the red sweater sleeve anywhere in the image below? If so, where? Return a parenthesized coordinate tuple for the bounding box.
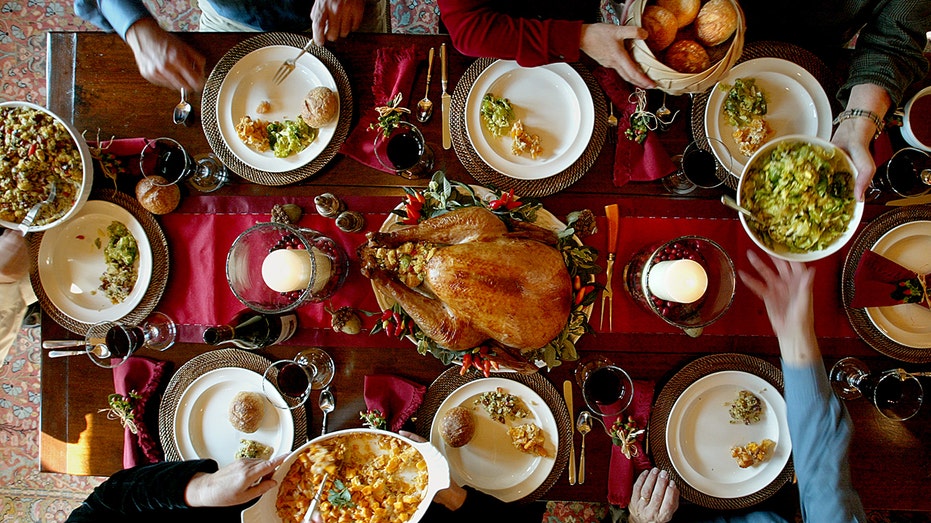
(439, 0, 584, 66)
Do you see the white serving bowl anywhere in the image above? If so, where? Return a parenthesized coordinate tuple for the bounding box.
(737, 135, 864, 262)
(0, 101, 93, 232)
(902, 86, 931, 152)
(241, 428, 450, 523)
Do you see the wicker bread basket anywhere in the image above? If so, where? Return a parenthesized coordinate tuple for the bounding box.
(625, 0, 745, 95)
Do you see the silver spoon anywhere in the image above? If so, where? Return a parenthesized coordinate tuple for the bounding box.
(720, 194, 761, 224)
(173, 87, 191, 125)
(576, 411, 592, 484)
(417, 47, 435, 123)
(319, 387, 335, 436)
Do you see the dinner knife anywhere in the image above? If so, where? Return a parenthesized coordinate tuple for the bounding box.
(440, 43, 451, 150)
(886, 193, 931, 206)
(563, 380, 576, 485)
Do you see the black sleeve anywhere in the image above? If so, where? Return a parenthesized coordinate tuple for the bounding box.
(66, 460, 230, 522)
(422, 486, 546, 523)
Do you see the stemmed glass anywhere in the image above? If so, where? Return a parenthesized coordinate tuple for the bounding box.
(662, 139, 733, 194)
(85, 312, 177, 368)
(830, 357, 924, 421)
(372, 121, 435, 179)
(866, 147, 931, 200)
(263, 348, 335, 410)
(574, 356, 634, 418)
(140, 137, 228, 192)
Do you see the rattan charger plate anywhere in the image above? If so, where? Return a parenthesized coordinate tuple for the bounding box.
(648, 353, 793, 510)
(841, 206, 931, 363)
(27, 188, 169, 335)
(690, 41, 837, 190)
(451, 58, 607, 197)
(202, 32, 353, 186)
(414, 368, 571, 503)
(159, 348, 308, 462)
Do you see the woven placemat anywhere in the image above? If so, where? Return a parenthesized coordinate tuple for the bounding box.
(451, 59, 607, 197)
(202, 33, 353, 186)
(841, 206, 931, 363)
(690, 41, 837, 190)
(27, 188, 169, 335)
(648, 353, 793, 510)
(159, 348, 308, 461)
(413, 368, 570, 503)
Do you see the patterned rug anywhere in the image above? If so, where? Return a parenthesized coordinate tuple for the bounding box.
(0, 1, 928, 521)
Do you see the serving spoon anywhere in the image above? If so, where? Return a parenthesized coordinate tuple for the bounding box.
(720, 194, 760, 224)
(173, 88, 191, 125)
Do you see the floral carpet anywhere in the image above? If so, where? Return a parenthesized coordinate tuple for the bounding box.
(0, 1, 928, 521)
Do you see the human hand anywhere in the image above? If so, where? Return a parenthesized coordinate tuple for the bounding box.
(124, 17, 206, 92)
(832, 121, 877, 201)
(0, 231, 29, 284)
(311, 0, 365, 46)
(185, 455, 286, 508)
(628, 468, 678, 523)
(399, 430, 468, 511)
(580, 23, 655, 89)
(738, 250, 818, 365)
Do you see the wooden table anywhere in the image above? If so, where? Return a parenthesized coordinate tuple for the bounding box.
(41, 31, 931, 512)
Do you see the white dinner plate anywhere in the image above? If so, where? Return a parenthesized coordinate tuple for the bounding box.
(173, 367, 294, 468)
(430, 377, 557, 502)
(216, 45, 339, 173)
(705, 58, 832, 178)
(665, 371, 791, 499)
(864, 221, 931, 348)
(465, 60, 594, 180)
(37, 200, 152, 323)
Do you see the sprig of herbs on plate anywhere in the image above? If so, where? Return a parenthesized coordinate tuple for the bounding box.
(371, 171, 599, 369)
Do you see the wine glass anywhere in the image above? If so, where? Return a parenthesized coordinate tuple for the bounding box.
(188, 153, 229, 192)
(85, 312, 177, 368)
(662, 139, 733, 194)
(140, 138, 229, 192)
(574, 356, 634, 418)
(373, 121, 435, 180)
(867, 147, 931, 199)
(830, 357, 924, 421)
(263, 348, 335, 410)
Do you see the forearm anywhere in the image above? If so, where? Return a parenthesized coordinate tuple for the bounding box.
(74, 0, 151, 38)
(783, 364, 867, 523)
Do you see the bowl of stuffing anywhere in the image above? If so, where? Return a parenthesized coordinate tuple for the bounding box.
(0, 101, 93, 233)
(737, 135, 864, 262)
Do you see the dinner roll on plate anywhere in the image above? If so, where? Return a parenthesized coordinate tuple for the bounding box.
(300, 86, 338, 128)
(229, 391, 265, 433)
(440, 406, 476, 448)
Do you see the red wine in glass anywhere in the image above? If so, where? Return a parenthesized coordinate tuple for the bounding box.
(682, 147, 722, 188)
(386, 131, 424, 170)
(876, 148, 931, 197)
(583, 366, 633, 417)
(277, 362, 311, 399)
(859, 371, 923, 421)
(105, 325, 144, 358)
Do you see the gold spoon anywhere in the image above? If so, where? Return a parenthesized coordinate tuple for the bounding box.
(576, 411, 592, 484)
(417, 48, 435, 123)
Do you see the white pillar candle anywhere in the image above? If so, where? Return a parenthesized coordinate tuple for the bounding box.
(262, 249, 313, 293)
(647, 259, 708, 303)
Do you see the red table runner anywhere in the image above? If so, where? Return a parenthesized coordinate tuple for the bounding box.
(157, 193, 856, 345)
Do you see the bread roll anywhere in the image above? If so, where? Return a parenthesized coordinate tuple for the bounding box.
(229, 391, 265, 433)
(135, 176, 180, 215)
(657, 0, 700, 28)
(665, 39, 711, 73)
(696, 0, 738, 46)
(440, 406, 475, 448)
(642, 5, 678, 52)
(300, 86, 339, 128)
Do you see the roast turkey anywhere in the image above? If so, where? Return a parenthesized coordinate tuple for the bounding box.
(359, 206, 571, 355)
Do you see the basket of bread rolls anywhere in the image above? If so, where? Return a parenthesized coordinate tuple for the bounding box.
(625, 0, 745, 95)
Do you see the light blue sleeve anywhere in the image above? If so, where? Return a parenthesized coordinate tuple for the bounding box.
(782, 363, 867, 523)
(74, 0, 151, 38)
(691, 512, 787, 523)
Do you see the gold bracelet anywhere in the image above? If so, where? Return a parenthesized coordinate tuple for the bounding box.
(832, 109, 884, 139)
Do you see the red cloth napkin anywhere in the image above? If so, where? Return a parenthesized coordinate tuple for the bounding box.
(363, 374, 426, 432)
(112, 356, 170, 469)
(606, 380, 654, 507)
(851, 249, 929, 308)
(339, 46, 419, 172)
(592, 68, 676, 186)
(86, 137, 154, 178)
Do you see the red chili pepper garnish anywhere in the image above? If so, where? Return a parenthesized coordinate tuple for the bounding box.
(573, 275, 581, 291)
(460, 354, 472, 375)
(27, 143, 37, 156)
(575, 287, 590, 306)
(482, 359, 491, 378)
(472, 357, 484, 372)
(381, 309, 394, 321)
(393, 320, 406, 337)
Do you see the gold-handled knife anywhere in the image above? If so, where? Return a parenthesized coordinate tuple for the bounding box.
(599, 204, 619, 331)
(440, 43, 451, 150)
(563, 380, 576, 485)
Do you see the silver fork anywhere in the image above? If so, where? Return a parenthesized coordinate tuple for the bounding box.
(273, 40, 315, 85)
(18, 180, 57, 235)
